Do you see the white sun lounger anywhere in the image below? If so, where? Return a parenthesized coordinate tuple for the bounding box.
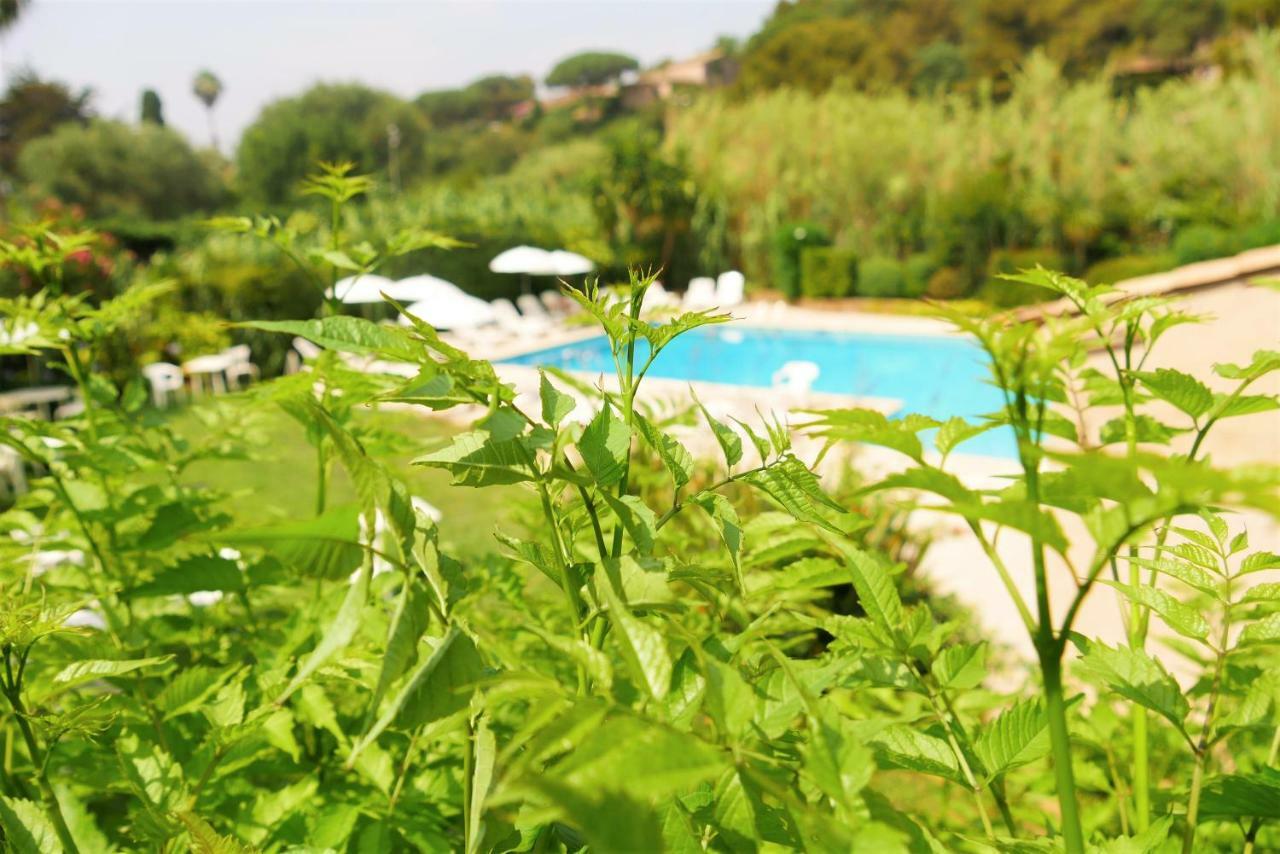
(683, 277, 717, 310)
(715, 271, 746, 307)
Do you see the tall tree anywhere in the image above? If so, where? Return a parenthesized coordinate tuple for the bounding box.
(192, 69, 223, 150)
(140, 88, 164, 126)
(545, 51, 639, 89)
(0, 72, 92, 174)
(0, 0, 29, 33)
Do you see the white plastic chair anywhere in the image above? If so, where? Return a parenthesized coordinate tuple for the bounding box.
(142, 362, 185, 408)
(715, 271, 746, 307)
(771, 360, 821, 396)
(182, 353, 234, 396)
(0, 446, 26, 498)
(222, 344, 259, 389)
(285, 337, 323, 374)
(683, 277, 717, 310)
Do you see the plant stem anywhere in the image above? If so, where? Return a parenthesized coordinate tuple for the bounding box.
(1039, 649, 1084, 853)
(2, 654, 80, 854)
(1182, 598, 1233, 854)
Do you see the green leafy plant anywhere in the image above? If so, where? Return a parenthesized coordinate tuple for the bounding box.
(1, 181, 1277, 852)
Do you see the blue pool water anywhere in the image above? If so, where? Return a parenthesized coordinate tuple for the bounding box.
(502, 325, 1016, 457)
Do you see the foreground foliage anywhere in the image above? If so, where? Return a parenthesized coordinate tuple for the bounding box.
(0, 193, 1278, 852)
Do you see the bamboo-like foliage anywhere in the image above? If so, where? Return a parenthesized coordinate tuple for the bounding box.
(670, 34, 1280, 281)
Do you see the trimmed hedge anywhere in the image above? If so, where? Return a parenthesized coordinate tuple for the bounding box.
(772, 222, 831, 300)
(800, 246, 858, 298)
(856, 256, 906, 298)
(925, 266, 968, 299)
(979, 248, 1066, 307)
(903, 253, 938, 297)
(1083, 252, 1175, 285)
(1171, 224, 1236, 265)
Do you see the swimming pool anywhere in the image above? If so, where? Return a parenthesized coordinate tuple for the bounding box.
(502, 325, 1016, 457)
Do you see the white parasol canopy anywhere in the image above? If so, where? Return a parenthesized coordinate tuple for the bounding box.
(328, 274, 396, 304)
(396, 276, 495, 330)
(489, 246, 595, 277)
(547, 249, 594, 275)
(489, 245, 556, 275)
(384, 274, 467, 303)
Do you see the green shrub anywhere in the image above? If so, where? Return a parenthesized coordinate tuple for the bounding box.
(772, 222, 831, 299)
(979, 248, 1066, 307)
(903, 252, 938, 297)
(236, 83, 430, 203)
(856, 255, 906, 297)
(19, 120, 227, 220)
(1237, 218, 1280, 250)
(1083, 252, 1175, 284)
(800, 245, 858, 298)
(1171, 224, 1238, 265)
(925, 265, 968, 299)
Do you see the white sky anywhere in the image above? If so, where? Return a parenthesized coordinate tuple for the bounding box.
(1, 0, 773, 150)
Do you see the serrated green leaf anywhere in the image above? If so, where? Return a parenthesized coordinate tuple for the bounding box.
(128, 555, 243, 598)
(366, 577, 432, 725)
(741, 455, 847, 533)
(553, 715, 725, 799)
(1197, 768, 1280, 820)
(0, 797, 62, 854)
(1133, 368, 1214, 419)
(350, 627, 483, 764)
(54, 655, 173, 688)
(933, 643, 987, 690)
(1074, 641, 1189, 735)
(868, 725, 964, 784)
(975, 699, 1050, 778)
(803, 407, 938, 462)
(634, 412, 693, 490)
(579, 402, 631, 487)
(239, 316, 420, 361)
(829, 541, 903, 636)
(278, 556, 370, 703)
(602, 493, 658, 555)
(1101, 581, 1210, 641)
(1214, 350, 1280, 382)
(1211, 393, 1279, 420)
(1240, 551, 1280, 575)
(217, 505, 363, 580)
(539, 371, 575, 427)
(693, 492, 743, 591)
(695, 396, 743, 469)
(600, 582, 671, 701)
(935, 417, 995, 457)
(414, 430, 535, 487)
(1240, 614, 1280, 646)
(154, 666, 227, 719)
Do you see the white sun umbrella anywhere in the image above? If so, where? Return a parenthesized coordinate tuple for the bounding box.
(328, 273, 395, 304)
(547, 250, 594, 276)
(489, 245, 556, 275)
(385, 273, 466, 303)
(396, 276, 495, 330)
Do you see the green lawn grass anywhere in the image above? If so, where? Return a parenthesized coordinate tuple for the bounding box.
(172, 401, 522, 556)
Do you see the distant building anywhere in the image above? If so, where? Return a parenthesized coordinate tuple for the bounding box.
(620, 49, 739, 109)
(539, 49, 739, 115)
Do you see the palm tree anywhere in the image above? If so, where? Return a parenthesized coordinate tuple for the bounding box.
(192, 69, 222, 151)
(0, 0, 29, 33)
